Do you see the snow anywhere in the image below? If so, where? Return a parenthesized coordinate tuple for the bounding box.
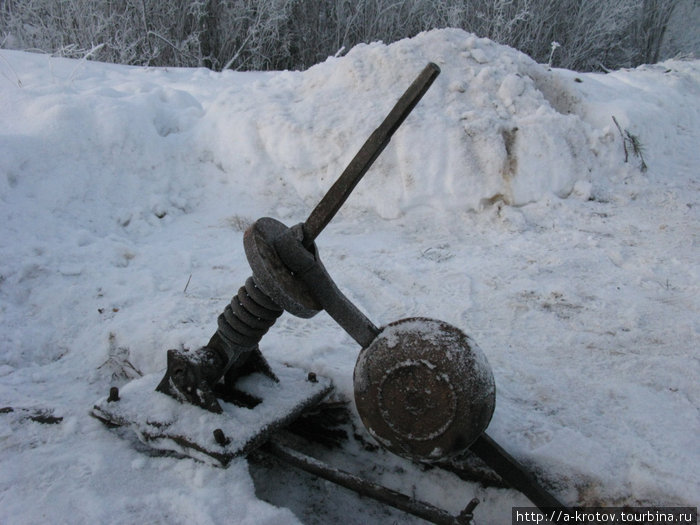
(91, 363, 332, 467)
(0, 28, 698, 523)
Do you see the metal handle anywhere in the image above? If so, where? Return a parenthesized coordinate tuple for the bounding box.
(302, 62, 441, 248)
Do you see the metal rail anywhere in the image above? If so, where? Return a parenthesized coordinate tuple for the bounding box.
(259, 439, 478, 525)
(470, 433, 569, 521)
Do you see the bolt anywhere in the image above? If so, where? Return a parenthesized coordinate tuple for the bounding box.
(457, 498, 480, 523)
(307, 372, 317, 383)
(213, 428, 230, 446)
(107, 387, 120, 402)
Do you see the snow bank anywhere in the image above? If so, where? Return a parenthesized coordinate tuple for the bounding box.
(200, 29, 603, 217)
(0, 30, 609, 231)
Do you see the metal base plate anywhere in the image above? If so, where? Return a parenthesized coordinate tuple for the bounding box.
(91, 363, 332, 467)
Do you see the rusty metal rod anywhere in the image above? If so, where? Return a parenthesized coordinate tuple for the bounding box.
(260, 439, 475, 525)
(302, 62, 440, 248)
(470, 433, 569, 521)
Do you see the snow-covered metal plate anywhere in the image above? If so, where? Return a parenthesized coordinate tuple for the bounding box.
(91, 363, 332, 466)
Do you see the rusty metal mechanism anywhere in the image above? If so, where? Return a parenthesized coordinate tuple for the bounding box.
(354, 318, 495, 462)
(94, 62, 570, 524)
(154, 64, 443, 417)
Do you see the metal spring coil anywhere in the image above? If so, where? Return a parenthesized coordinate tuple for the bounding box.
(216, 276, 283, 349)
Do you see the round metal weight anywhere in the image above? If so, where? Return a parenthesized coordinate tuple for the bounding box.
(243, 217, 321, 318)
(353, 317, 495, 462)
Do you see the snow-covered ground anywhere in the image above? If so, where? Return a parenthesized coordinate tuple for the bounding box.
(0, 29, 698, 523)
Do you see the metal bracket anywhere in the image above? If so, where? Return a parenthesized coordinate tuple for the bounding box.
(273, 223, 380, 347)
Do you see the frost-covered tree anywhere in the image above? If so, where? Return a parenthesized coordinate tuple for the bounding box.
(660, 0, 700, 59)
(0, 0, 205, 66)
(632, 0, 678, 64)
(0, 0, 693, 71)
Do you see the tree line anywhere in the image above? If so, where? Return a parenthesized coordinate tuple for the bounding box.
(0, 0, 685, 72)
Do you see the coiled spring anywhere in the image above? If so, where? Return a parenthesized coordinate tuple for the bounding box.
(216, 276, 283, 349)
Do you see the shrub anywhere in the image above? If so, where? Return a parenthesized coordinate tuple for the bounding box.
(0, 0, 691, 71)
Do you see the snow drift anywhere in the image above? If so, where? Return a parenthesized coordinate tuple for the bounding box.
(183, 29, 603, 217)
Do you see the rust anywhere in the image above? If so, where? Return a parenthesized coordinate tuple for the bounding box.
(353, 318, 495, 462)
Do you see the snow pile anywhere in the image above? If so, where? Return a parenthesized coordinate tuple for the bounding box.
(0, 29, 698, 524)
(200, 29, 602, 218)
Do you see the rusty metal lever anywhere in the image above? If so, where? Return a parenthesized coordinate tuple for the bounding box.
(155, 63, 440, 413)
(302, 62, 440, 248)
(273, 223, 380, 347)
